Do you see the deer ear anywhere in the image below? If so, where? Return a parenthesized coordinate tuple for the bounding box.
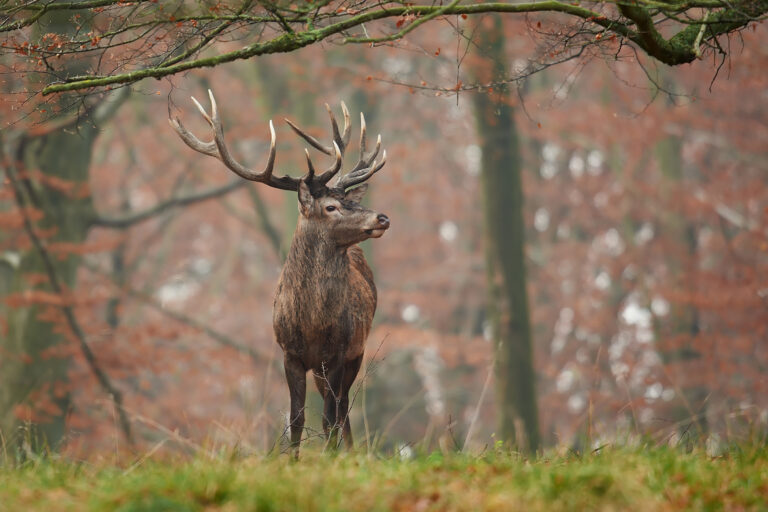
(344, 184, 368, 203)
(298, 179, 313, 213)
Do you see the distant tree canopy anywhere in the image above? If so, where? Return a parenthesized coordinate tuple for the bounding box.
(1, 0, 765, 98)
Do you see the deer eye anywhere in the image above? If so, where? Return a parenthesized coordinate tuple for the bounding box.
(325, 205, 337, 212)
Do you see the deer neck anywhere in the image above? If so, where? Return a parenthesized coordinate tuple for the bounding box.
(284, 219, 350, 278)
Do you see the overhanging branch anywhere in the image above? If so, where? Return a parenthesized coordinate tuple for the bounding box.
(8, 0, 763, 96)
(41, 2, 629, 95)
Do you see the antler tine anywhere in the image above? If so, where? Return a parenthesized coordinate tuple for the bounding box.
(337, 149, 387, 191)
(359, 112, 367, 158)
(168, 115, 218, 157)
(325, 103, 342, 155)
(316, 141, 343, 186)
(340, 102, 352, 149)
(206, 89, 255, 179)
(303, 148, 316, 179)
(285, 101, 351, 158)
(351, 133, 381, 174)
(265, 120, 278, 179)
(248, 119, 301, 191)
(333, 110, 384, 190)
(285, 117, 332, 155)
(370, 134, 382, 164)
(325, 102, 351, 155)
(191, 95, 213, 126)
(340, 112, 381, 176)
(170, 89, 300, 191)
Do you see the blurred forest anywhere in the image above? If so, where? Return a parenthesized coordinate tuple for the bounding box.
(1, 5, 767, 459)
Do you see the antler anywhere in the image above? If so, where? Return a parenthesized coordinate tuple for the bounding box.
(286, 102, 351, 156)
(336, 111, 387, 191)
(169, 89, 303, 191)
(286, 104, 387, 192)
(170, 90, 385, 194)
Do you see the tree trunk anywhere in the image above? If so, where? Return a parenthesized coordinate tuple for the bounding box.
(655, 133, 707, 439)
(469, 15, 541, 452)
(1, 122, 98, 452)
(0, 10, 104, 453)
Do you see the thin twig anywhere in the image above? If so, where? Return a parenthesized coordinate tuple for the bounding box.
(463, 362, 494, 451)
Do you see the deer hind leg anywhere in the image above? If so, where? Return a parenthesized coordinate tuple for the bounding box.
(340, 355, 363, 450)
(284, 355, 307, 457)
(312, 372, 332, 437)
(314, 361, 347, 450)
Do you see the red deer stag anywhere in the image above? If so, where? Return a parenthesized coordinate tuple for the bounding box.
(170, 91, 389, 454)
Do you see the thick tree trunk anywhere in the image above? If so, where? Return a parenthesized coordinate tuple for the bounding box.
(469, 15, 541, 451)
(1, 123, 98, 452)
(0, 9, 104, 453)
(655, 134, 708, 438)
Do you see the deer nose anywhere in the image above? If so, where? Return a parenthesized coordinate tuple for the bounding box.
(377, 213, 390, 228)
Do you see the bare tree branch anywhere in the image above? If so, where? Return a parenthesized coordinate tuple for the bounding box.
(90, 178, 246, 229)
(82, 262, 269, 366)
(1, 0, 758, 97)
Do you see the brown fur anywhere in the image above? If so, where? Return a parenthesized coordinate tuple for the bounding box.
(169, 93, 388, 455)
(273, 184, 388, 452)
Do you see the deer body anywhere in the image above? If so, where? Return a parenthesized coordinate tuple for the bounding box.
(274, 241, 375, 372)
(274, 236, 376, 449)
(171, 91, 389, 454)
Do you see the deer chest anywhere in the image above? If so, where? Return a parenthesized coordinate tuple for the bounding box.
(272, 275, 374, 370)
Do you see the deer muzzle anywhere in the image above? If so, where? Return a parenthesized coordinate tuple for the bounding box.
(366, 213, 390, 238)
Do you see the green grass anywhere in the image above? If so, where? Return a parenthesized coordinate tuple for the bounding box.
(1, 444, 767, 511)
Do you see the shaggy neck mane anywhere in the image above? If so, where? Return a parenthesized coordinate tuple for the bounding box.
(285, 219, 351, 281)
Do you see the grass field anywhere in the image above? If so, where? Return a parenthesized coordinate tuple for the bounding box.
(1, 444, 767, 511)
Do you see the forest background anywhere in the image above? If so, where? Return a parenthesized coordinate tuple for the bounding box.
(0, 1, 766, 460)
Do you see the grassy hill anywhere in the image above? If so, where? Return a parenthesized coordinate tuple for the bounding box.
(1, 444, 766, 511)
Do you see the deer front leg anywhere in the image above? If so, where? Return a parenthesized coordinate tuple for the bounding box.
(284, 355, 306, 457)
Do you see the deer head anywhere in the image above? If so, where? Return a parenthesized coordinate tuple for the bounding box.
(169, 90, 390, 247)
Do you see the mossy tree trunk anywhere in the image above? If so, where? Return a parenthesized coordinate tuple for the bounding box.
(0, 10, 105, 452)
(0, 120, 99, 452)
(655, 133, 707, 438)
(469, 15, 541, 452)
